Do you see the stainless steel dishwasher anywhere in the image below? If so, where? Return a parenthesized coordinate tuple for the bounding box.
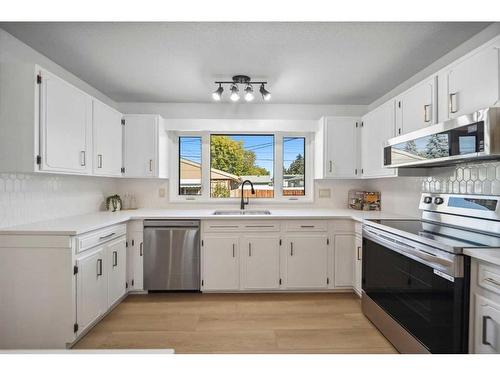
(143, 220, 200, 291)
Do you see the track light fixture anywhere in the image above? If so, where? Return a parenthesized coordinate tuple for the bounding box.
(212, 75, 270, 102)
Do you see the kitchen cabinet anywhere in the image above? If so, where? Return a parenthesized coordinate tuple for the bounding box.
(361, 100, 397, 178)
(123, 114, 168, 178)
(315, 117, 361, 178)
(106, 237, 127, 308)
(395, 76, 437, 135)
(240, 236, 280, 290)
(126, 223, 144, 292)
(202, 236, 240, 291)
(474, 294, 500, 353)
(92, 99, 123, 177)
(444, 43, 500, 120)
(283, 235, 329, 289)
(76, 246, 107, 334)
(353, 235, 363, 296)
(333, 234, 355, 288)
(39, 68, 93, 174)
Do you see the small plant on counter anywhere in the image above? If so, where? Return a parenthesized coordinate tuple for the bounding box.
(105, 194, 122, 212)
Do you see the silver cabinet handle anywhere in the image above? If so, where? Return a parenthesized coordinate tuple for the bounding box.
(113, 251, 118, 267)
(484, 277, 500, 287)
(140, 242, 143, 256)
(329, 160, 333, 173)
(449, 92, 458, 113)
(300, 225, 315, 228)
(97, 154, 103, 168)
(424, 104, 431, 123)
(80, 151, 86, 166)
(232, 243, 235, 258)
(248, 243, 252, 257)
(482, 316, 493, 346)
(99, 232, 115, 240)
(97, 258, 103, 276)
(290, 242, 294, 256)
(149, 159, 153, 172)
(357, 246, 362, 261)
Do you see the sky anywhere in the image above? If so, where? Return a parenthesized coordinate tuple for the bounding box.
(179, 135, 305, 176)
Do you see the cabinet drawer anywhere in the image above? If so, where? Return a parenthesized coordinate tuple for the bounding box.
(76, 224, 127, 253)
(203, 221, 242, 232)
(331, 219, 355, 233)
(203, 221, 280, 232)
(479, 263, 500, 296)
(285, 220, 328, 232)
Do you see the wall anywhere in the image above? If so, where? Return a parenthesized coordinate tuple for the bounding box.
(0, 173, 118, 228)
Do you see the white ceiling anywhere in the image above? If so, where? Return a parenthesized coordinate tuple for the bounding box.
(0, 22, 490, 104)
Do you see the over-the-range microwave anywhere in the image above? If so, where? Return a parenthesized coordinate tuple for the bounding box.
(384, 107, 500, 168)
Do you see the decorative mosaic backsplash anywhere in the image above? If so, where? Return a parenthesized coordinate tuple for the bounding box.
(422, 161, 500, 195)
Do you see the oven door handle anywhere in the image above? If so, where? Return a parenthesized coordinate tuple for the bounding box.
(363, 227, 455, 271)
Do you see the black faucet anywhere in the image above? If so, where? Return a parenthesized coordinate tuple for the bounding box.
(240, 180, 255, 210)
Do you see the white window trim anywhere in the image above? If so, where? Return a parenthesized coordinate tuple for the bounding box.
(169, 131, 314, 203)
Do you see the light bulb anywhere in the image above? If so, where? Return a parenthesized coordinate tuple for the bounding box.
(244, 84, 254, 102)
(230, 84, 240, 102)
(212, 84, 223, 101)
(259, 84, 271, 101)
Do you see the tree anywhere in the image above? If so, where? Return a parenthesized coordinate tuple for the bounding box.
(424, 134, 448, 158)
(211, 182, 230, 198)
(404, 140, 418, 154)
(285, 154, 304, 175)
(210, 136, 269, 176)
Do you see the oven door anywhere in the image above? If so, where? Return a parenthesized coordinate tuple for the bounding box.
(362, 231, 469, 353)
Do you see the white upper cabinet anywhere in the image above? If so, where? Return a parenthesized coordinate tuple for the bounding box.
(39, 68, 92, 174)
(361, 100, 397, 178)
(92, 99, 123, 177)
(315, 117, 361, 179)
(395, 76, 437, 135)
(443, 43, 500, 120)
(123, 114, 168, 178)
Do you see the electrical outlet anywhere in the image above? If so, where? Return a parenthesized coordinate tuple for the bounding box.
(318, 188, 331, 198)
(159, 187, 166, 198)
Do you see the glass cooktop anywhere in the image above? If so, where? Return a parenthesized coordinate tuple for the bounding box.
(367, 219, 500, 249)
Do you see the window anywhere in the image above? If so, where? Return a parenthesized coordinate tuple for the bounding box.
(179, 136, 202, 195)
(283, 137, 305, 196)
(210, 134, 274, 198)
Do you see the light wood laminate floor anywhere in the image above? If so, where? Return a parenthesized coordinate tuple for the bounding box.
(74, 292, 397, 353)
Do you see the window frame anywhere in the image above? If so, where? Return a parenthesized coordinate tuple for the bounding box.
(169, 131, 314, 203)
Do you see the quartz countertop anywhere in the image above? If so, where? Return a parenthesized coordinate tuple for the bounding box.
(464, 248, 500, 267)
(0, 208, 411, 236)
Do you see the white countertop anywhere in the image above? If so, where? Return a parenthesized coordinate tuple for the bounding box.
(464, 248, 500, 267)
(0, 208, 410, 236)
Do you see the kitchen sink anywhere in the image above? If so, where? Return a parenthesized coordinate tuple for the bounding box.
(212, 210, 271, 215)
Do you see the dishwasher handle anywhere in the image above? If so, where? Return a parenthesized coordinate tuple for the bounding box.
(144, 220, 200, 228)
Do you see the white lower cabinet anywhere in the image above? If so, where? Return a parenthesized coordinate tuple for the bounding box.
(283, 235, 329, 289)
(333, 234, 355, 288)
(106, 237, 127, 307)
(474, 294, 500, 353)
(126, 221, 144, 291)
(202, 236, 240, 291)
(353, 235, 363, 296)
(76, 246, 107, 334)
(240, 236, 280, 290)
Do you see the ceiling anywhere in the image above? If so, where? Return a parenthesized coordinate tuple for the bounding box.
(0, 22, 490, 104)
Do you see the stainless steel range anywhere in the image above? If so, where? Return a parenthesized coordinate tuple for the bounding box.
(362, 193, 500, 354)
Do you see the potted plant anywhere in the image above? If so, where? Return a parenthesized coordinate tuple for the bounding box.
(106, 194, 122, 212)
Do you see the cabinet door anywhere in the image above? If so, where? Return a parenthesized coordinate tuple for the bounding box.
(202, 236, 239, 291)
(474, 294, 500, 353)
(334, 234, 355, 288)
(76, 247, 107, 334)
(39, 69, 92, 174)
(324, 117, 360, 178)
(92, 100, 123, 176)
(447, 45, 500, 119)
(240, 236, 280, 290)
(395, 76, 437, 135)
(131, 232, 144, 291)
(107, 237, 127, 308)
(354, 235, 363, 295)
(284, 236, 328, 289)
(123, 115, 157, 177)
(361, 100, 397, 178)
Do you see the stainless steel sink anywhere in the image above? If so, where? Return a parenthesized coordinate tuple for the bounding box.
(212, 210, 271, 215)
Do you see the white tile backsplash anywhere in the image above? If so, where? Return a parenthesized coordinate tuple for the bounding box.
(0, 173, 118, 228)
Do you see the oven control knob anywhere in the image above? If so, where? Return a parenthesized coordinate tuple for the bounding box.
(423, 196, 432, 204)
(434, 197, 444, 205)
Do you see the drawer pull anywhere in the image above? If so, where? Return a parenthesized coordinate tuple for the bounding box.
(232, 243, 235, 258)
(290, 242, 294, 256)
(482, 316, 493, 346)
(300, 225, 315, 228)
(248, 243, 252, 257)
(140, 242, 143, 256)
(211, 225, 239, 228)
(357, 246, 362, 261)
(99, 232, 115, 241)
(97, 258, 103, 276)
(245, 225, 275, 228)
(484, 277, 500, 288)
(113, 251, 118, 267)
